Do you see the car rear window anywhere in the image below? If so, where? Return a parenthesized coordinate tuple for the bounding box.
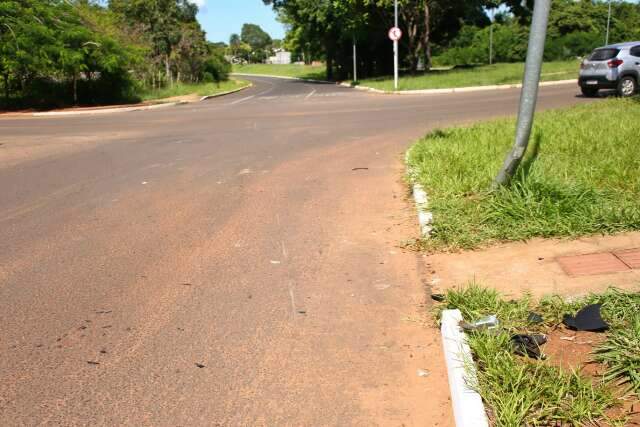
(589, 48, 620, 61)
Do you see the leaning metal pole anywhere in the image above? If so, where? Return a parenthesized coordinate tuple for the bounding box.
(494, 0, 551, 187)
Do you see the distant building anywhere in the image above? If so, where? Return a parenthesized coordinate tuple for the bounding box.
(267, 49, 292, 65)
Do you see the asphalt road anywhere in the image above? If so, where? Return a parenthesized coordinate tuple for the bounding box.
(0, 77, 589, 426)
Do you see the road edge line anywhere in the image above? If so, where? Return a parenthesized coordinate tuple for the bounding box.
(441, 309, 490, 427)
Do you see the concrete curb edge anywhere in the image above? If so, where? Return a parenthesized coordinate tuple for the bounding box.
(353, 78, 576, 95)
(441, 310, 489, 427)
(231, 72, 329, 85)
(199, 81, 254, 101)
(28, 80, 253, 118)
(31, 101, 182, 117)
(405, 150, 433, 238)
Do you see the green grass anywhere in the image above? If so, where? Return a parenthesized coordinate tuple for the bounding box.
(406, 98, 640, 251)
(232, 63, 326, 80)
(469, 331, 615, 427)
(359, 61, 578, 91)
(435, 285, 640, 426)
(594, 314, 640, 396)
(139, 78, 250, 102)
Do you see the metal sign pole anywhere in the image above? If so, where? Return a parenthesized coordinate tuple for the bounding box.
(394, 0, 398, 90)
(494, 0, 551, 187)
(353, 37, 357, 82)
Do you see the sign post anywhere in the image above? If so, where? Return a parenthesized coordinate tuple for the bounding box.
(392, 0, 400, 90)
(388, 27, 402, 90)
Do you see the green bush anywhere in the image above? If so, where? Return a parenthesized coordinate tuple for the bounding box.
(437, 24, 601, 66)
(203, 52, 231, 83)
(545, 32, 603, 61)
(437, 22, 529, 66)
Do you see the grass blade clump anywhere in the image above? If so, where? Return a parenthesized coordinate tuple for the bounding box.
(467, 330, 614, 426)
(436, 283, 533, 330)
(594, 314, 640, 396)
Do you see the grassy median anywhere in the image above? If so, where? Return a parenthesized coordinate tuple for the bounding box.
(140, 78, 250, 102)
(435, 285, 640, 426)
(359, 61, 578, 91)
(232, 63, 326, 80)
(406, 98, 640, 251)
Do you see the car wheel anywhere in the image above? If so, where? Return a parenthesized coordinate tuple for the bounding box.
(581, 87, 599, 97)
(617, 76, 637, 97)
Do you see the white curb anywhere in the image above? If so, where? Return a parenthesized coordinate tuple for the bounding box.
(31, 101, 181, 117)
(354, 78, 576, 95)
(199, 82, 253, 101)
(412, 183, 433, 237)
(441, 309, 489, 427)
(231, 72, 329, 84)
(27, 82, 253, 118)
(405, 150, 433, 238)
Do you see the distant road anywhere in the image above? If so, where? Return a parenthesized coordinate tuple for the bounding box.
(0, 77, 588, 425)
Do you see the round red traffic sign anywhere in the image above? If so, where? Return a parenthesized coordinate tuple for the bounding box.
(388, 27, 402, 41)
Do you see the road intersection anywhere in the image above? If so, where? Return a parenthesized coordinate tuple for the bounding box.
(0, 77, 588, 425)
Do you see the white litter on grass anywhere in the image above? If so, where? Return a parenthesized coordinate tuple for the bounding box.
(270, 260, 281, 265)
(417, 369, 430, 378)
(374, 283, 391, 290)
(238, 168, 252, 175)
(141, 181, 148, 185)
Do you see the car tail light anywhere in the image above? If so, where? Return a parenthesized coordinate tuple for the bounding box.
(608, 59, 624, 68)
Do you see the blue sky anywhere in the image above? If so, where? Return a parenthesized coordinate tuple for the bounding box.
(192, 0, 640, 45)
(194, 0, 286, 44)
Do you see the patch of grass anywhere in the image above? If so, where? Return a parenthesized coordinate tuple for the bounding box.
(232, 63, 326, 80)
(407, 99, 640, 251)
(436, 285, 640, 426)
(468, 331, 614, 427)
(359, 61, 578, 91)
(139, 78, 250, 101)
(594, 314, 640, 396)
(435, 283, 533, 330)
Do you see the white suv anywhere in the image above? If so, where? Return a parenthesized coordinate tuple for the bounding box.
(579, 42, 640, 97)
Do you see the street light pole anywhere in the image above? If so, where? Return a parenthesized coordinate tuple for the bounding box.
(605, 0, 612, 45)
(394, 0, 399, 90)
